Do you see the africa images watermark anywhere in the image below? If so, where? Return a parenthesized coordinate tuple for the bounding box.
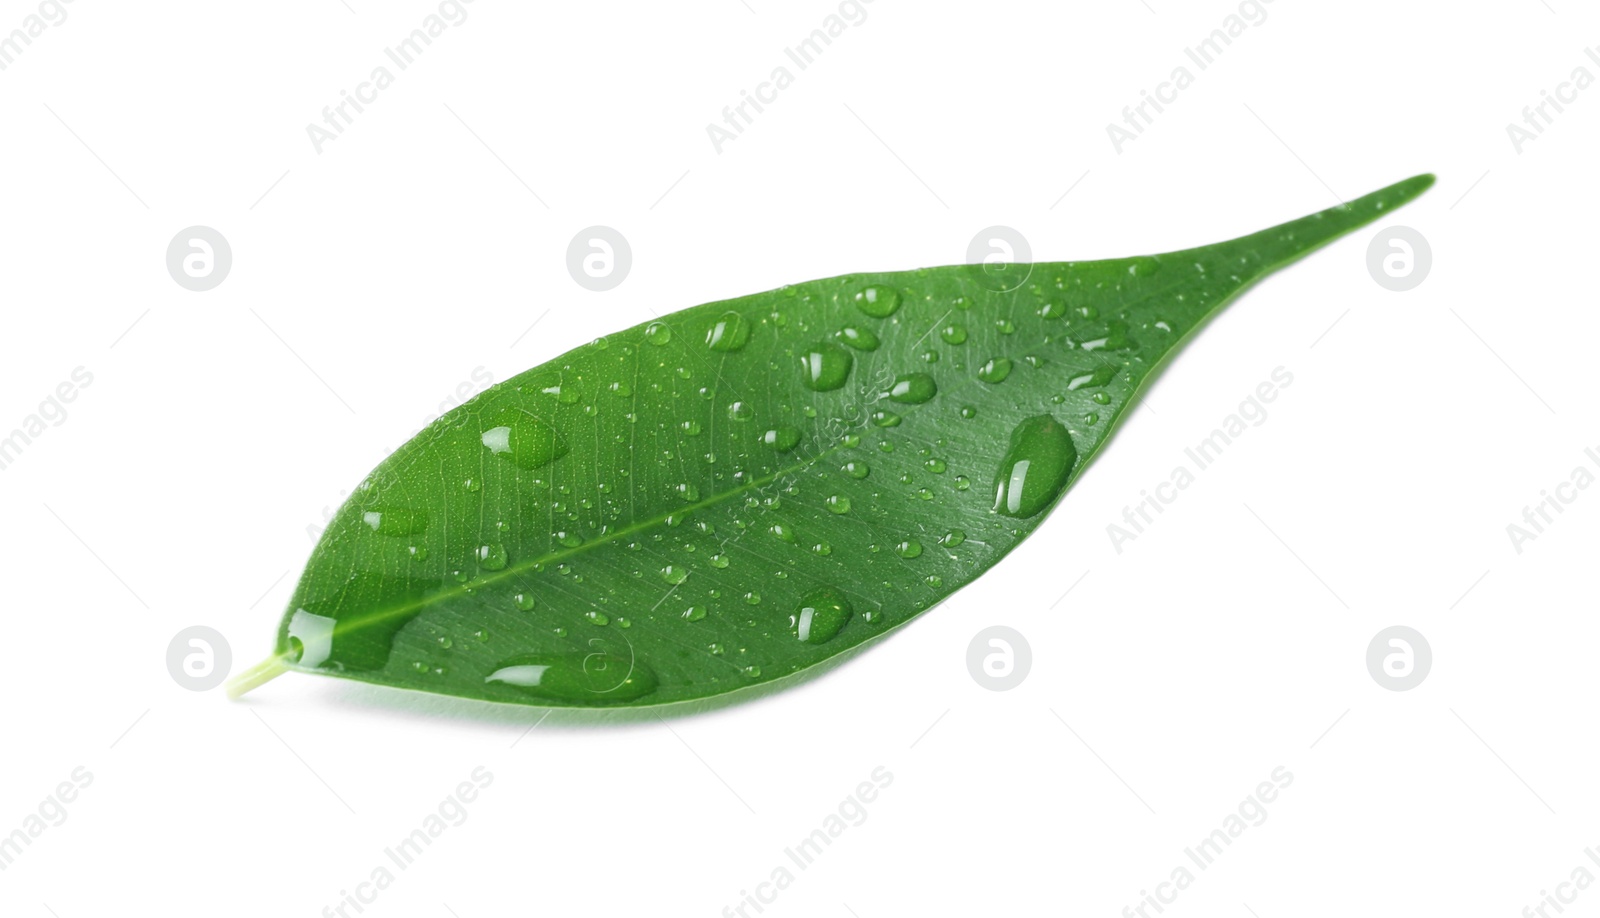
(320, 766, 493, 918)
(1106, 0, 1277, 153)
(1122, 766, 1294, 917)
(0, 366, 94, 474)
(1505, 47, 1600, 154)
(722, 765, 894, 917)
(305, 0, 478, 154)
(705, 0, 878, 154)
(1107, 367, 1293, 553)
(0, 765, 93, 873)
(1523, 847, 1600, 918)
(1505, 445, 1599, 554)
(0, 0, 77, 74)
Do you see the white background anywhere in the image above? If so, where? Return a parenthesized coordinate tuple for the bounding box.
(2, 1, 1596, 916)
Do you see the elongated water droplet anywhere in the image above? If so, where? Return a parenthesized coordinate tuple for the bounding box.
(977, 357, 1013, 384)
(485, 654, 658, 703)
(706, 311, 751, 352)
(836, 326, 881, 351)
(1066, 365, 1116, 390)
(992, 415, 1077, 519)
(361, 508, 429, 537)
(887, 373, 937, 404)
(482, 409, 569, 470)
(790, 587, 853, 644)
(762, 426, 802, 451)
(940, 324, 968, 345)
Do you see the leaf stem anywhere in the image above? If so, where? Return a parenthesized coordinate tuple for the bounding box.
(226, 654, 290, 700)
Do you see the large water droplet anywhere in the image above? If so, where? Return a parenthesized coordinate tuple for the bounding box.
(852, 284, 901, 318)
(790, 587, 852, 644)
(799, 342, 853, 391)
(476, 543, 508, 570)
(706, 311, 751, 352)
(482, 409, 569, 470)
(484, 654, 658, 703)
(644, 322, 673, 346)
(887, 372, 937, 404)
(762, 426, 802, 451)
(992, 415, 1077, 518)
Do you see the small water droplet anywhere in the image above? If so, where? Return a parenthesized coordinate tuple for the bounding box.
(895, 539, 923, 559)
(843, 460, 870, 479)
(661, 565, 688, 585)
(939, 529, 966, 547)
(940, 324, 968, 345)
(825, 494, 851, 514)
(682, 605, 707, 622)
(644, 322, 672, 346)
(513, 592, 537, 612)
(870, 409, 902, 427)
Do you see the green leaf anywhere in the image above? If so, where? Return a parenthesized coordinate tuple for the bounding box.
(231, 174, 1434, 709)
